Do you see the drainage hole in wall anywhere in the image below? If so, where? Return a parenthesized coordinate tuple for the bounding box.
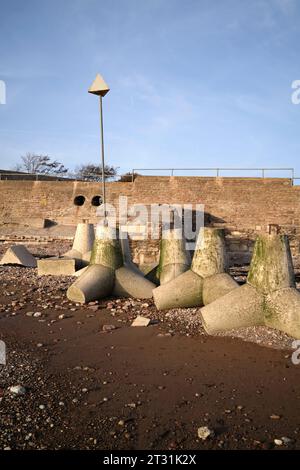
(74, 195, 85, 206)
(91, 195, 103, 206)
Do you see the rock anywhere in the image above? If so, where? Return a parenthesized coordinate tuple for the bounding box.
(33, 312, 42, 318)
(282, 436, 293, 445)
(270, 414, 281, 420)
(197, 426, 214, 441)
(274, 439, 283, 446)
(131, 316, 151, 327)
(102, 324, 117, 332)
(9, 385, 26, 395)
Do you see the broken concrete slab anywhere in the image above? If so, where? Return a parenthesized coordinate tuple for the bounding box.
(202, 273, 239, 305)
(113, 266, 155, 299)
(67, 264, 115, 304)
(191, 228, 227, 278)
(247, 233, 295, 294)
(153, 269, 203, 310)
(37, 258, 76, 276)
(131, 315, 151, 327)
(265, 288, 300, 339)
(200, 284, 265, 335)
(0, 245, 37, 267)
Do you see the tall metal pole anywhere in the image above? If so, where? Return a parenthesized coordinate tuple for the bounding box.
(99, 95, 106, 209)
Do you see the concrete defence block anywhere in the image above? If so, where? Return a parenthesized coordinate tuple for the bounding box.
(113, 266, 155, 299)
(159, 263, 190, 285)
(140, 263, 160, 285)
(191, 228, 227, 278)
(63, 248, 82, 259)
(72, 222, 95, 255)
(200, 284, 265, 335)
(202, 273, 239, 305)
(265, 288, 300, 339)
(38, 258, 76, 276)
(0, 245, 37, 267)
(82, 251, 91, 263)
(74, 266, 89, 278)
(90, 226, 123, 269)
(67, 264, 114, 304)
(153, 269, 203, 310)
(247, 233, 295, 294)
(157, 228, 191, 285)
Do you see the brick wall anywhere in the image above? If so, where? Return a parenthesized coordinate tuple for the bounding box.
(0, 176, 299, 267)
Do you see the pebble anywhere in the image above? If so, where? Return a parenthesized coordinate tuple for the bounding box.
(270, 414, 281, 420)
(33, 312, 42, 318)
(9, 385, 26, 396)
(274, 439, 283, 446)
(102, 324, 117, 332)
(197, 426, 214, 441)
(282, 436, 293, 445)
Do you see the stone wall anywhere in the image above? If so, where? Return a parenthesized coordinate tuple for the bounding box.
(0, 176, 299, 267)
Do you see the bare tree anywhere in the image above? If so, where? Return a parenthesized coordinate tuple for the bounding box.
(75, 163, 118, 182)
(119, 172, 140, 182)
(15, 153, 68, 175)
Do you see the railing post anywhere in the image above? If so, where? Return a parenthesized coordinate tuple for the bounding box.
(262, 169, 265, 178)
(171, 169, 174, 176)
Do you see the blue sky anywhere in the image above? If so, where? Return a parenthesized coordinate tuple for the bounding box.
(0, 0, 300, 177)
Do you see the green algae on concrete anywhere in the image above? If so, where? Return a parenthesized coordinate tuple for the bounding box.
(157, 228, 191, 285)
(264, 288, 300, 339)
(247, 233, 295, 294)
(191, 228, 227, 278)
(90, 226, 123, 269)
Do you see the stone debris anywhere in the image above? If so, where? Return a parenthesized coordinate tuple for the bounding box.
(0, 245, 37, 268)
(131, 316, 151, 327)
(274, 438, 283, 446)
(9, 385, 26, 396)
(102, 324, 117, 332)
(197, 426, 214, 440)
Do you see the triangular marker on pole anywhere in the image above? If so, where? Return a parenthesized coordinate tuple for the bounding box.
(88, 74, 110, 97)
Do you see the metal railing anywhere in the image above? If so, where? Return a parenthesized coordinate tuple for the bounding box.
(131, 167, 295, 181)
